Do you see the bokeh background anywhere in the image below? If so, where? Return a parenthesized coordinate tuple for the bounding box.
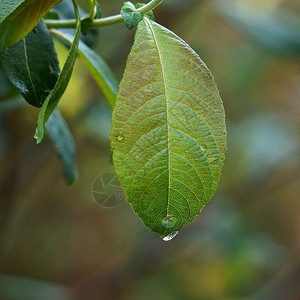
(1, 0, 300, 299)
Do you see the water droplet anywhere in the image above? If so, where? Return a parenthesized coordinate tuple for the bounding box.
(161, 215, 177, 228)
(34, 128, 38, 140)
(117, 134, 124, 142)
(163, 215, 172, 222)
(163, 231, 178, 241)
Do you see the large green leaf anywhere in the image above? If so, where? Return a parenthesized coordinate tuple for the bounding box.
(46, 109, 78, 185)
(52, 31, 118, 108)
(110, 18, 226, 239)
(35, 0, 80, 144)
(0, 20, 60, 107)
(0, 0, 62, 51)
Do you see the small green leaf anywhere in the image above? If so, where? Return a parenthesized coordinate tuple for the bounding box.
(111, 18, 227, 238)
(121, 1, 143, 31)
(0, 0, 62, 51)
(0, 20, 60, 107)
(46, 109, 78, 185)
(35, 0, 81, 144)
(135, 3, 155, 21)
(53, 31, 118, 108)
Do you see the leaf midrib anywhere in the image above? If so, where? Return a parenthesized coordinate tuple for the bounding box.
(23, 38, 39, 105)
(144, 17, 171, 216)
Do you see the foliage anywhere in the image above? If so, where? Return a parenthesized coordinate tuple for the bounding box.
(1, 0, 300, 299)
(121, 2, 143, 31)
(0, 20, 60, 107)
(0, 0, 61, 51)
(46, 109, 79, 184)
(111, 18, 226, 236)
(35, 0, 81, 143)
(0, 0, 226, 238)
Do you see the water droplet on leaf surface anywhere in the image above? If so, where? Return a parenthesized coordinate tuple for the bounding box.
(117, 134, 124, 141)
(34, 128, 38, 140)
(161, 215, 177, 228)
(162, 231, 178, 241)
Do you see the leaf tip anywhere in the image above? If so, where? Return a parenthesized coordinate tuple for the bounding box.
(64, 171, 79, 185)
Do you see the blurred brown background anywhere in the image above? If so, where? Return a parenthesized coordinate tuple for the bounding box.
(1, 0, 300, 299)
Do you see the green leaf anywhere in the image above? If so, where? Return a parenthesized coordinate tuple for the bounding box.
(0, 0, 62, 51)
(121, 1, 143, 31)
(35, 0, 81, 144)
(53, 31, 118, 108)
(0, 65, 19, 100)
(76, 41, 118, 107)
(110, 18, 226, 238)
(0, 20, 60, 107)
(46, 109, 78, 185)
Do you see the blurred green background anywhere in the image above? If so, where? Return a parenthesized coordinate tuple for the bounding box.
(1, 0, 300, 299)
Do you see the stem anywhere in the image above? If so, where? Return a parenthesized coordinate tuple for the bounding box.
(45, 0, 164, 29)
(88, 0, 96, 19)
